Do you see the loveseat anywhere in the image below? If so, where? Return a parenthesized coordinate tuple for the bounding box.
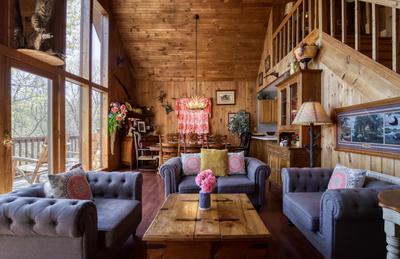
(282, 167, 400, 259)
(160, 157, 270, 209)
(0, 171, 142, 259)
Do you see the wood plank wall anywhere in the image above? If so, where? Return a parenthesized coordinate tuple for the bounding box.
(132, 80, 257, 146)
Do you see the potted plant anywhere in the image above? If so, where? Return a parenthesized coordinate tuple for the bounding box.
(108, 102, 127, 155)
(195, 170, 217, 210)
(228, 110, 250, 137)
(294, 43, 320, 69)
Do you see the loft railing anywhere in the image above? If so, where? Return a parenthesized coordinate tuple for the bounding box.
(322, 0, 400, 73)
(272, 0, 319, 66)
(272, 0, 400, 74)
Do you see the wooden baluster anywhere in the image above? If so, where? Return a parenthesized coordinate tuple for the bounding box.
(314, 0, 318, 28)
(341, 0, 347, 43)
(308, 0, 313, 32)
(279, 32, 283, 61)
(292, 14, 295, 49)
(330, 0, 335, 37)
(301, 2, 305, 40)
(355, 0, 360, 51)
(372, 3, 377, 61)
(283, 24, 287, 57)
(393, 7, 397, 72)
(287, 19, 291, 53)
(296, 8, 300, 45)
(24, 140, 28, 158)
(31, 140, 34, 158)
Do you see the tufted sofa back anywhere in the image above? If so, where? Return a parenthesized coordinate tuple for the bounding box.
(282, 167, 334, 193)
(7, 183, 46, 198)
(86, 171, 142, 201)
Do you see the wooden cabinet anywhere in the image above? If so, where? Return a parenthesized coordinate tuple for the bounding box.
(277, 69, 322, 147)
(259, 99, 277, 123)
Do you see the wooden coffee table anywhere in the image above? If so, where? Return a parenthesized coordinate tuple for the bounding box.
(143, 193, 271, 259)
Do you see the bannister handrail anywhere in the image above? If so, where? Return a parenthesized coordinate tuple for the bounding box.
(272, 0, 304, 39)
(360, 0, 400, 9)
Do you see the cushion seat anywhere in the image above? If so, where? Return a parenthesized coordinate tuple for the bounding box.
(217, 175, 255, 194)
(95, 198, 141, 248)
(283, 192, 322, 231)
(179, 176, 218, 193)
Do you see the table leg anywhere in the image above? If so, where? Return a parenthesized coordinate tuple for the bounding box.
(385, 221, 400, 259)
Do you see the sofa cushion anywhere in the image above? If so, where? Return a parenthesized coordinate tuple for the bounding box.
(200, 149, 228, 177)
(179, 176, 201, 193)
(328, 164, 366, 190)
(95, 198, 141, 248)
(217, 175, 254, 194)
(228, 152, 246, 175)
(283, 192, 322, 231)
(181, 153, 201, 175)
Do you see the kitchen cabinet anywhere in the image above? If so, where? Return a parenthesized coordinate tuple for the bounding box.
(259, 99, 277, 123)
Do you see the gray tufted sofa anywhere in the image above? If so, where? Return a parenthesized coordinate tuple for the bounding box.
(0, 171, 142, 259)
(282, 167, 400, 259)
(160, 157, 270, 209)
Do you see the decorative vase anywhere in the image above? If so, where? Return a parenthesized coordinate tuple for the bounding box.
(110, 131, 116, 155)
(199, 191, 211, 210)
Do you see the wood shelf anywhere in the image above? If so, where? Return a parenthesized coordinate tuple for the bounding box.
(16, 49, 64, 66)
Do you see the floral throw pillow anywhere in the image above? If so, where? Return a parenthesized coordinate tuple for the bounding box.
(327, 164, 367, 190)
(228, 152, 246, 175)
(45, 167, 93, 200)
(181, 153, 201, 175)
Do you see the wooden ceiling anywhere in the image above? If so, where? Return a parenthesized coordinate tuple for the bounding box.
(112, 0, 286, 81)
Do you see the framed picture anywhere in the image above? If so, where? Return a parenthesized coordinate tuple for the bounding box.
(264, 55, 271, 73)
(228, 112, 251, 126)
(137, 121, 146, 133)
(334, 97, 400, 159)
(258, 72, 263, 86)
(216, 90, 236, 105)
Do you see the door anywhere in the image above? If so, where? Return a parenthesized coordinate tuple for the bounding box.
(10, 67, 54, 190)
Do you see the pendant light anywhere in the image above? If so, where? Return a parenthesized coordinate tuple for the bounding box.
(187, 14, 206, 110)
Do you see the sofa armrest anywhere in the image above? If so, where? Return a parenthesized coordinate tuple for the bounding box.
(282, 167, 333, 194)
(0, 196, 97, 238)
(159, 157, 182, 196)
(319, 186, 400, 259)
(245, 157, 270, 206)
(5, 183, 46, 198)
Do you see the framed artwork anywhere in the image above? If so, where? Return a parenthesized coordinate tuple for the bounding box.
(264, 55, 271, 73)
(258, 72, 263, 86)
(334, 97, 400, 159)
(137, 121, 146, 133)
(228, 112, 251, 125)
(216, 90, 236, 105)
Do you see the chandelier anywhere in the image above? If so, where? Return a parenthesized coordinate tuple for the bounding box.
(187, 14, 206, 110)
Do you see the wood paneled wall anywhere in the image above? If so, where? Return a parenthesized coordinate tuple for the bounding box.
(132, 80, 257, 145)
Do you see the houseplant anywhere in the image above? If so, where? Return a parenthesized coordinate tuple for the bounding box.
(195, 169, 217, 210)
(108, 102, 127, 155)
(228, 110, 250, 137)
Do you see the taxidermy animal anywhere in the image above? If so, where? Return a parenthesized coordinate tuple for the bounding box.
(27, 0, 55, 51)
(13, 0, 26, 48)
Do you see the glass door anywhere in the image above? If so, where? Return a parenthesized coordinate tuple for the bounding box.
(11, 68, 53, 190)
(290, 83, 298, 124)
(281, 89, 287, 126)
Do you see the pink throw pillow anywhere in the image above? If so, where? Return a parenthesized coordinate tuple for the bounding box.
(182, 153, 201, 175)
(228, 152, 246, 175)
(327, 164, 366, 190)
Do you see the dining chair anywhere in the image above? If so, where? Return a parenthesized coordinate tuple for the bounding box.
(159, 135, 180, 165)
(207, 134, 227, 150)
(182, 133, 202, 153)
(134, 132, 159, 170)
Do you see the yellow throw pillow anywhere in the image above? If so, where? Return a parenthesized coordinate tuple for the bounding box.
(200, 149, 228, 177)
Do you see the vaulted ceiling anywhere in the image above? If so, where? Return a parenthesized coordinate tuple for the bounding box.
(112, 0, 285, 81)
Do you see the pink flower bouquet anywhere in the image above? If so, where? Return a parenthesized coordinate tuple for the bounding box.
(195, 169, 216, 193)
(108, 102, 128, 134)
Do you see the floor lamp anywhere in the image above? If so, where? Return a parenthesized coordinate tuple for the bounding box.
(292, 101, 332, 167)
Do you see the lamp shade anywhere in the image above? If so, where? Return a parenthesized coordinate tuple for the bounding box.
(292, 101, 332, 125)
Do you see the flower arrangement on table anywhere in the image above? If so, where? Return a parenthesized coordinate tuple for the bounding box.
(195, 169, 217, 210)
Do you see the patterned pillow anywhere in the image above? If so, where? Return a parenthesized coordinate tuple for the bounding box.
(228, 152, 246, 175)
(181, 153, 201, 175)
(327, 164, 367, 190)
(45, 167, 93, 200)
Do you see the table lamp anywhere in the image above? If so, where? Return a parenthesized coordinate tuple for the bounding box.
(292, 101, 332, 167)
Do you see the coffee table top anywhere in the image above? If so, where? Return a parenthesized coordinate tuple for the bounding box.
(143, 193, 270, 242)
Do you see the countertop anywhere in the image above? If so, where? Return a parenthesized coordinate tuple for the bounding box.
(251, 135, 278, 141)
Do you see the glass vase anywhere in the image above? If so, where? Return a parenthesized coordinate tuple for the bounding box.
(199, 191, 211, 210)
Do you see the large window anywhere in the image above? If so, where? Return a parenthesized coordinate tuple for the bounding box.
(11, 68, 52, 189)
(91, 90, 107, 169)
(91, 1, 109, 87)
(66, 0, 90, 78)
(65, 81, 82, 167)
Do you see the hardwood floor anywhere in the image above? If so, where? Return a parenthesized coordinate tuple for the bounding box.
(128, 172, 323, 259)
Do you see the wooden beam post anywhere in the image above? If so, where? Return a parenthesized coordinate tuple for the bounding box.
(355, 0, 360, 50)
(393, 7, 397, 72)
